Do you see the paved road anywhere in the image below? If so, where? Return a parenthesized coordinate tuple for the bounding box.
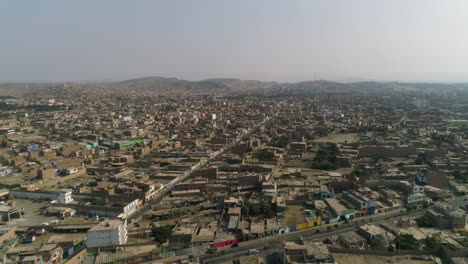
(128, 115, 275, 223)
(201, 210, 425, 264)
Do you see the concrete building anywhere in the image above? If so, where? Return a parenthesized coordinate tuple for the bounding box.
(86, 219, 127, 248)
(56, 189, 73, 204)
(0, 204, 23, 223)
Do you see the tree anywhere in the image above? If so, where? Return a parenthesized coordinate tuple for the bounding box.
(395, 234, 419, 250)
(416, 215, 433, 227)
(242, 201, 275, 218)
(452, 170, 468, 183)
(268, 136, 289, 148)
(255, 149, 274, 161)
(424, 234, 442, 250)
(151, 225, 173, 244)
(311, 143, 340, 170)
(311, 161, 337, 170)
(406, 204, 417, 211)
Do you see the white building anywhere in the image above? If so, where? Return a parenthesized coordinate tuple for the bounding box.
(119, 199, 139, 219)
(86, 219, 127, 248)
(56, 190, 73, 204)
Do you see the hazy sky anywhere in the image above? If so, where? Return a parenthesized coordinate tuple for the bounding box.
(1, 0, 468, 83)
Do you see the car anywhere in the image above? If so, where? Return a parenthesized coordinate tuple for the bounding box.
(263, 244, 270, 250)
(249, 249, 260, 255)
(231, 243, 239, 248)
(206, 248, 217, 254)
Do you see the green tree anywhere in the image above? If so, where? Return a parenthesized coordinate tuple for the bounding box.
(311, 161, 337, 170)
(268, 136, 289, 148)
(255, 149, 274, 161)
(416, 215, 433, 227)
(151, 225, 173, 244)
(242, 201, 275, 218)
(424, 234, 442, 250)
(395, 234, 419, 250)
(452, 170, 468, 183)
(312, 143, 340, 169)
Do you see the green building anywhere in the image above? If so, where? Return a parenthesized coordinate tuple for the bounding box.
(114, 139, 144, 150)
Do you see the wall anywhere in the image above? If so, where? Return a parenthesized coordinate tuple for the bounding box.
(10, 190, 58, 200)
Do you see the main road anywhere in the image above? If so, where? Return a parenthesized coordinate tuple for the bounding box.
(201, 209, 426, 264)
(201, 194, 468, 264)
(128, 114, 276, 222)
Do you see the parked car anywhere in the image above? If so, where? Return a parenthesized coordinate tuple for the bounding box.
(21, 236, 36, 244)
(249, 249, 260, 255)
(206, 248, 217, 254)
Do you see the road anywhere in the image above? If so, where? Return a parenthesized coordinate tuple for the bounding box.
(201, 210, 425, 264)
(127, 115, 275, 222)
(201, 194, 468, 264)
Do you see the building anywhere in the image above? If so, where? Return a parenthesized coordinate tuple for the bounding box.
(324, 198, 354, 220)
(37, 168, 56, 180)
(0, 204, 23, 223)
(0, 226, 16, 246)
(56, 189, 73, 204)
(86, 219, 127, 248)
(338, 231, 367, 249)
(284, 241, 335, 264)
(114, 139, 144, 150)
(357, 224, 393, 248)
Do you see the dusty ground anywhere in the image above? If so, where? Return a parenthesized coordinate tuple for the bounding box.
(285, 205, 305, 226)
(313, 133, 359, 144)
(9, 199, 60, 227)
(333, 254, 437, 264)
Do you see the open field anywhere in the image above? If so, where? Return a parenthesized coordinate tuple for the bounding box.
(285, 205, 305, 226)
(313, 133, 359, 144)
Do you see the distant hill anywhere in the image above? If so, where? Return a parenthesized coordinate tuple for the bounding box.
(1, 77, 468, 98)
(112, 77, 279, 95)
(0, 83, 56, 97)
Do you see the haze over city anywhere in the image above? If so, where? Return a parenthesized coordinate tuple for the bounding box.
(2, 0, 468, 83)
(1, 2, 468, 264)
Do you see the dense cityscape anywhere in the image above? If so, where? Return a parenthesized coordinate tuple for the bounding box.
(3, 1, 468, 263)
(0, 82, 468, 264)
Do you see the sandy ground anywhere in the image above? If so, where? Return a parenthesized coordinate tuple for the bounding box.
(8, 199, 60, 227)
(313, 133, 359, 144)
(285, 206, 305, 226)
(333, 254, 437, 264)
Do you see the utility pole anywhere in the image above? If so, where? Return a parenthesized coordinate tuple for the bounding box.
(283, 229, 286, 264)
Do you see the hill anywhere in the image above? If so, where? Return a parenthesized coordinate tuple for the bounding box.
(1, 77, 468, 98)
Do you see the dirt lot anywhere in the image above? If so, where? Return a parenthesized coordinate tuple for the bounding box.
(9, 199, 60, 227)
(313, 133, 359, 144)
(285, 206, 305, 226)
(333, 254, 437, 264)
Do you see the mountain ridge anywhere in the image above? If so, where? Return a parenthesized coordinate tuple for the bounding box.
(1, 76, 468, 97)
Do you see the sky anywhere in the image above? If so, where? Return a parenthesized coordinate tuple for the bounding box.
(1, 0, 468, 83)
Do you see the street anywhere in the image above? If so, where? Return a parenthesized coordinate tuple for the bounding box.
(201, 210, 425, 263)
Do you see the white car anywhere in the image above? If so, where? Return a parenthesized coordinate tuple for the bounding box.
(248, 249, 260, 255)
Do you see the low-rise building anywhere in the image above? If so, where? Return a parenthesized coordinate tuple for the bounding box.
(86, 219, 127, 248)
